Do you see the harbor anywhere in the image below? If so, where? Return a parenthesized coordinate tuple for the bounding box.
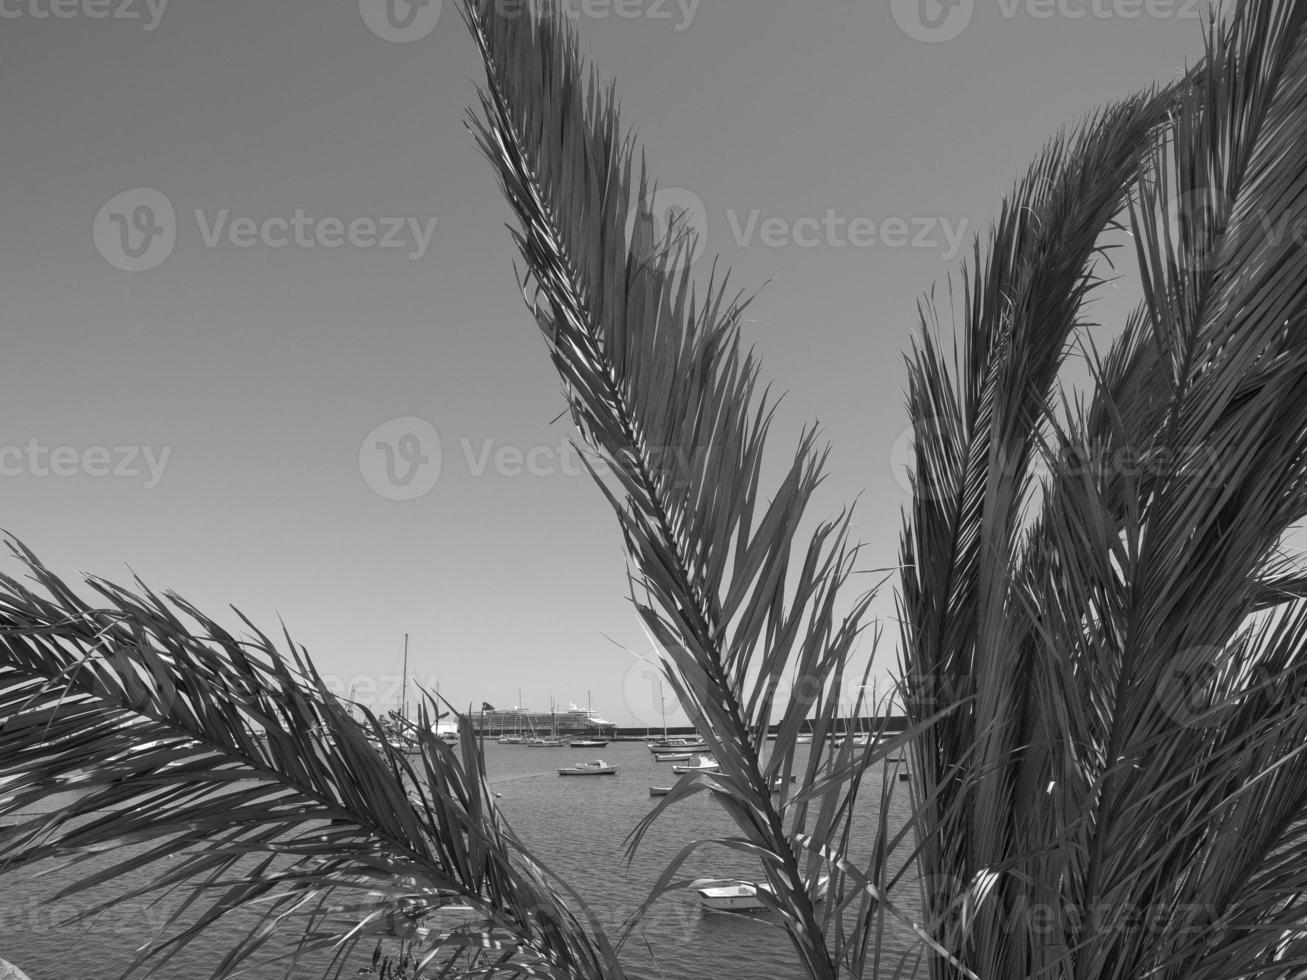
(0, 740, 919, 980)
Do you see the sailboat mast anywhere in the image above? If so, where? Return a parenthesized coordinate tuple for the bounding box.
(400, 633, 409, 721)
(659, 680, 667, 739)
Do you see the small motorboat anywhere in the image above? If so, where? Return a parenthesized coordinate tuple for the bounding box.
(649, 786, 672, 797)
(671, 754, 719, 775)
(558, 759, 619, 776)
(692, 875, 829, 913)
(654, 752, 693, 763)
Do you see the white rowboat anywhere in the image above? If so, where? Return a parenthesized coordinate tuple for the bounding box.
(692, 875, 830, 913)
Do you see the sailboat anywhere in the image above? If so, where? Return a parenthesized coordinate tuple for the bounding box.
(498, 690, 526, 744)
(526, 698, 565, 746)
(377, 635, 421, 753)
(647, 680, 707, 754)
(569, 690, 609, 748)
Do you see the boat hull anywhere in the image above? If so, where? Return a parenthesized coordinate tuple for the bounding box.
(699, 886, 769, 913)
(558, 759, 618, 776)
(650, 743, 708, 755)
(693, 876, 829, 914)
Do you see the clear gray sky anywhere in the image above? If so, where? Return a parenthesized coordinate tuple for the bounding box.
(0, 0, 1210, 726)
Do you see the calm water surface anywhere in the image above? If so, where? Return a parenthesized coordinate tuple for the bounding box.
(1, 742, 922, 979)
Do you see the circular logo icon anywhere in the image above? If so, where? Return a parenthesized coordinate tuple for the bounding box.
(625, 187, 709, 274)
(93, 188, 176, 272)
(891, 0, 974, 43)
(621, 651, 692, 731)
(359, 417, 443, 500)
(1155, 648, 1229, 729)
(359, 0, 442, 42)
(889, 417, 958, 501)
(1167, 188, 1229, 274)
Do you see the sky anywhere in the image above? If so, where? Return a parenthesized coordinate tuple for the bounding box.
(0, 0, 1214, 727)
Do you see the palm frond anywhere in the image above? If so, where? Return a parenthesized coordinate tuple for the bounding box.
(454, 0, 908, 973)
(900, 1, 1307, 977)
(0, 538, 623, 980)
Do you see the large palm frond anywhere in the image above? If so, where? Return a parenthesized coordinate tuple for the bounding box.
(0, 539, 623, 980)
(453, 1, 944, 975)
(900, 1, 1307, 977)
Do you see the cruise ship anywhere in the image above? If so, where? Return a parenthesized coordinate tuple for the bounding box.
(475, 702, 615, 739)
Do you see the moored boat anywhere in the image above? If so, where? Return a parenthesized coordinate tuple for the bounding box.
(568, 738, 608, 748)
(649, 786, 672, 796)
(558, 759, 618, 776)
(654, 752, 693, 763)
(671, 754, 719, 775)
(691, 875, 829, 913)
(649, 738, 708, 755)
